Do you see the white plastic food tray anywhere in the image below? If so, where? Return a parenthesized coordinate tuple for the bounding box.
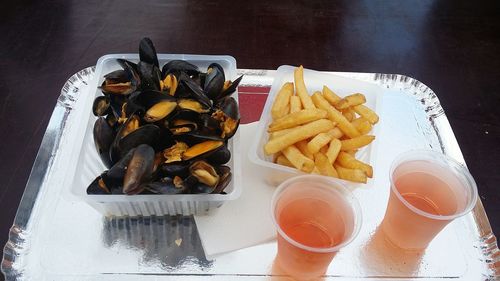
(67, 54, 242, 216)
(249, 65, 383, 187)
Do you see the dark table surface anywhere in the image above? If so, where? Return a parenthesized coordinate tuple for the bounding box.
(0, 0, 499, 277)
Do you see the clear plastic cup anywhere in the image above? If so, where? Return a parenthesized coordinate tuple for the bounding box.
(381, 150, 478, 250)
(271, 175, 362, 280)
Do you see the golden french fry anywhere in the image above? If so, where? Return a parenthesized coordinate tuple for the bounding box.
(337, 152, 373, 178)
(295, 140, 314, 160)
(315, 153, 339, 177)
(307, 133, 332, 154)
(351, 117, 372, 135)
(322, 85, 341, 105)
(326, 127, 343, 139)
(319, 145, 329, 155)
(346, 150, 358, 156)
(276, 155, 294, 168)
(326, 138, 341, 164)
(264, 119, 335, 155)
(289, 95, 302, 113)
(269, 127, 294, 139)
(334, 164, 367, 183)
(312, 166, 320, 174)
(342, 108, 355, 121)
(294, 66, 316, 109)
(335, 93, 366, 110)
(282, 145, 315, 172)
(311, 92, 361, 138)
(271, 82, 294, 120)
(341, 135, 375, 151)
(353, 104, 379, 124)
(267, 108, 327, 132)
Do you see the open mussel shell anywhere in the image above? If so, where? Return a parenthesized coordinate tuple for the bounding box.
(109, 114, 140, 164)
(183, 140, 224, 161)
(204, 63, 225, 100)
(92, 96, 111, 117)
(117, 124, 161, 159)
(212, 96, 240, 139)
(139, 37, 159, 68)
(93, 117, 115, 168)
(180, 78, 212, 108)
(168, 110, 200, 136)
(161, 60, 200, 77)
(219, 75, 243, 100)
(177, 98, 210, 113)
(123, 144, 155, 195)
(134, 91, 177, 122)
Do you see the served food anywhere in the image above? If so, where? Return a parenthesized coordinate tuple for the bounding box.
(87, 38, 242, 195)
(264, 66, 378, 183)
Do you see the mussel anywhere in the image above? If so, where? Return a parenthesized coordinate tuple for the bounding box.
(212, 97, 240, 139)
(123, 144, 155, 194)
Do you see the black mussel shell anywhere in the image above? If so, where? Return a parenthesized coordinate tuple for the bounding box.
(92, 96, 111, 117)
(109, 114, 141, 164)
(213, 166, 231, 194)
(219, 75, 243, 100)
(204, 63, 225, 100)
(123, 144, 155, 194)
(180, 78, 212, 109)
(143, 176, 189, 194)
(212, 97, 240, 139)
(118, 124, 160, 157)
(139, 37, 159, 68)
(157, 162, 191, 178)
(87, 173, 111, 194)
(177, 98, 210, 114)
(161, 60, 200, 78)
(93, 117, 115, 168)
(183, 141, 224, 161)
(133, 91, 177, 122)
(206, 144, 231, 165)
(137, 61, 161, 91)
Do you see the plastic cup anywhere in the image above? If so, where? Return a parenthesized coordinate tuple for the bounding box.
(271, 175, 362, 280)
(381, 150, 478, 250)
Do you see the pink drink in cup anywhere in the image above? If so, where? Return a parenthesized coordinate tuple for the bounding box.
(271, 175, 362, 280)
(381, 150, 478, 250)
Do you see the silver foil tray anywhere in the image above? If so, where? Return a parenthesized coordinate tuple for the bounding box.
(2, 67, 498, 280)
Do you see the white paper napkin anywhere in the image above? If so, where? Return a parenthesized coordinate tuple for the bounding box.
(194, 122, 277, 258)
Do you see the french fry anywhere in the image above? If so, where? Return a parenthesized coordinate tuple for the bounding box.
(315, 153, 339, 177)
(340, 135, 375, 151)
(307, 133, 332, 154)
(276, 155, 294, 168)
(335, 93, 366, 110)
(326, 127, 343, 139)
(282, 145, 315, 172)
(294, 66, 316, 109)
(271, 82, 294, 119)
(334, 164, 367, 183)
(353, 104, 379, 124)
(351, 117, 372, 135)
(322, 85, 341, 105)
(326, 138, 341, 164)
(319, 145, 329, 155)
(264, 119, 335, 155)
(269, 127, 294, 139)
(267, 108, 327, 132)
(311, 92, 361, 138)
(273, 152, 282, 163)
(337, 152, 373, 177)
(289, 95, 302, 113)
(295, 140, 314, 160)
(342, 108, 355, 121)
(346, 150, 358, 156)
